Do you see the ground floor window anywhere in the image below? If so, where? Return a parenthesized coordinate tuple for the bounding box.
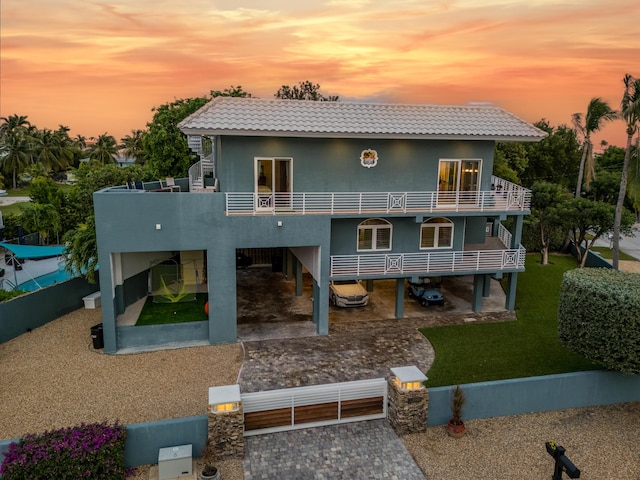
(420, 217, 453, 249)
(358, 218, 392, 251)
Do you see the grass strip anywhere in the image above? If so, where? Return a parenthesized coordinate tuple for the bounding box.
(421, 254, 600, 387)
(135, 293, 208, 326)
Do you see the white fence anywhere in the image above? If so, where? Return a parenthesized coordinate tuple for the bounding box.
(330, 247, 526, 277)
(225, 176, 530, 215)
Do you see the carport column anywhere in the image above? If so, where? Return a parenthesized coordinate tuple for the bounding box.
(395, 278, 405, 319)
(366, 279, 374, 292)
(295, 259, 303, 297)
(208, 385, 244, 458)
(313, 279, 329, 335)
(207, 247, 237, 344)
(472, 274, 484, 312)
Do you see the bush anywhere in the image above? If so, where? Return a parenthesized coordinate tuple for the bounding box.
(0, 289, 27, 302)
(558, 268, 640, 374)
(0, 421, 128, 479)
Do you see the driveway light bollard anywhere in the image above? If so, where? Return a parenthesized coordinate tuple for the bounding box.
(208, 385, 244, 458)
(388, 366, 429, 435)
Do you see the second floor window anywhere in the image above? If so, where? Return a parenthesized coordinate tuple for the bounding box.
(421, 217, 453, 249)
(358, 218, 392, 251)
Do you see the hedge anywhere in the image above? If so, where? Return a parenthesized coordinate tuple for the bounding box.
(558, 268, 640, 374)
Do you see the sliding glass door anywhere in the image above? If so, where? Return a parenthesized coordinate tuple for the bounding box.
(438, 159, 481, 204)
(255, 157, 292, 210)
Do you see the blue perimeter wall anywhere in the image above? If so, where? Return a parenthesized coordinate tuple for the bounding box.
(1, 370, 639, 472)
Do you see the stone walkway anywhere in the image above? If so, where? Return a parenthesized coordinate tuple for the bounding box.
(243, 420, 426, 480)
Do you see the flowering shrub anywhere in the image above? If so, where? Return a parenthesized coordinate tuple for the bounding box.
(0, 421, 128, 479)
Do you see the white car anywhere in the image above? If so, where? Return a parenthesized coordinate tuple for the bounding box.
(330, 280, 369, 307)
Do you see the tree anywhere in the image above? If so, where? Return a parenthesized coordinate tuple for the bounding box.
(29, 176, 66, 209)
(572, 98, 617, 197)
(520, 120, 581, 189)
(143, 96, 210, 177)
(565, 197, 633, 268)
(493, 142, 528, 184)
(63, 216, 99, 283)
(120, 129, 147, 164)
(0, 114, 32, 189)
(210, 85, 252, 98)
(32, 127, 73, 172)
(530, 181, 572, 265)
(19, 202, 61, 245)
(275, 81, 339, 101)
(613, 74, 640, 269)
(87, 133, 118, 164)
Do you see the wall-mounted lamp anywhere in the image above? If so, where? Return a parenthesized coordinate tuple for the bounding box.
(390, 366, 428, 391)
(208, 385, 241, 414)
(277, 220, 283, 227)
(155, 224, 162, 230)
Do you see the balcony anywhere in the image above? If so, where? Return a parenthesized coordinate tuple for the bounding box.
(225, 176, 530, 216)
(330, 245, 526, 278)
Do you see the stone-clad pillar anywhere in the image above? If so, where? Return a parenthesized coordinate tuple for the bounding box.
(208, 385, 244, 458)
(388, 366, 429, 435)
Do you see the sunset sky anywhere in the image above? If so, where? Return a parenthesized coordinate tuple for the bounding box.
(1, 0, 638, 148)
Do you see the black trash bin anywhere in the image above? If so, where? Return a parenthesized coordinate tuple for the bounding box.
(90, 323, 104, 349)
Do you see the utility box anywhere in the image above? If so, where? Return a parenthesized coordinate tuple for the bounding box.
(158, 444, 192, 480)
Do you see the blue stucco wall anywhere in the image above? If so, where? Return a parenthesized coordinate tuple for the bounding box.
(0, 277, 100, 345)
(218, 136, 496, 194)
(427, 370, 640, 426)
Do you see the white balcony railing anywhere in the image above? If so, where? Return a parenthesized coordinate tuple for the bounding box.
(225, 176, 530, 215)
(330, 246, 526, 277)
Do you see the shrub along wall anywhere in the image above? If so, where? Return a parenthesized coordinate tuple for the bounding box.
(558, 268, 640, 374)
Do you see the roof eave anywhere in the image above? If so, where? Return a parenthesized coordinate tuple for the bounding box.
(180, 128, 546, 142)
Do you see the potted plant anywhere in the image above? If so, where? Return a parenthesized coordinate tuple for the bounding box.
(446, 385, 466, 438)
(200, 440, 221, 480)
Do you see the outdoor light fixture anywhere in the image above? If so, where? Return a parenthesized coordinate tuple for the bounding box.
(155, 224, 162, 230)
(390, 366, 428, 391)
(208, 385, 241, 414)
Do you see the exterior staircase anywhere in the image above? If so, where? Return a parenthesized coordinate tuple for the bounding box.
(187, 136, 216, 192)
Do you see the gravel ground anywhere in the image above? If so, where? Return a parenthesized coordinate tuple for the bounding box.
(2, 307, 639, 479)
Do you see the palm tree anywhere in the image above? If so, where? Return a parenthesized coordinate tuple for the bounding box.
(32, 128, 73, 172)
(573, 97, 618, 197)
(0, 115, 33, 188)
(120, 129, 147, 164)
(87, 133, 118, 164)
(613, 74, 640, 269)
(19, 203, 61, 245)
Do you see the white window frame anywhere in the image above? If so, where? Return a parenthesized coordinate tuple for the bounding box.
(357, 218, 392, 252)
(420, 217, 454, 250)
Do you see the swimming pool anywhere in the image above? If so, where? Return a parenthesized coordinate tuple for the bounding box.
(17, 269, 79, 291)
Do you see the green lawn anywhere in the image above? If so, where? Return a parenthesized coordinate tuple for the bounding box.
(591, 246, 638, 261)
(421, 254, 600, 387)
(135, 294, 208, 326)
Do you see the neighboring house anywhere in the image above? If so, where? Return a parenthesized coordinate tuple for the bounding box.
(93, 98, 545, 354)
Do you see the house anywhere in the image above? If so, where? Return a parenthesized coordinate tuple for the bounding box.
(93, 98, 546, 354)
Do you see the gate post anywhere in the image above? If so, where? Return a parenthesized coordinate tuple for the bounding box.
(388, 366, 428, 435)
(208, 385, 244, 458)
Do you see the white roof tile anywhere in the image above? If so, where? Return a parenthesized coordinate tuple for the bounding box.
(179, 97, 546, 141)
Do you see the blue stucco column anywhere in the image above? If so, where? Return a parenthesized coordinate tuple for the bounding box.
(295, 259, 303, 297)
(472, 274, 484, 312)
(312, 280, 319, 325)
(483, 274, 492, 297)
(366, 279, 374, 292)
(510, 215, 524, 248)
(395, 278, 405, 319)
(505, 273, 518, 310)
(207, 247, 237, 344)
(98, 256, 118, 354)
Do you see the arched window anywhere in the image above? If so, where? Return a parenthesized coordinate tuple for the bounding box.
(420, 217, 453, 249)
(358, 218, 392, 252)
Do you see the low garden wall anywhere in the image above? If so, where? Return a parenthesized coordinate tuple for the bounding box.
(3, 369, 638, 473)
(427, 370, 640, 426)
(0, 277, 100, 345)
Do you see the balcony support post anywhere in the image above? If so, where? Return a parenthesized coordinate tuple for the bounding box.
(483, 274, 492, 297)
(472, 274, 484, 312)
(366, 279, 374, 292)
(395, 278, 405, 319)
(505, 272, 518, 310)
(511, 215, 524, 248)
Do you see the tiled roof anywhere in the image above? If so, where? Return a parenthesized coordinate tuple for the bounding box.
(179, 97, 546, 141)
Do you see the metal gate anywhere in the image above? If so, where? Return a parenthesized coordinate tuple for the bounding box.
(242, 378, 387, 436)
